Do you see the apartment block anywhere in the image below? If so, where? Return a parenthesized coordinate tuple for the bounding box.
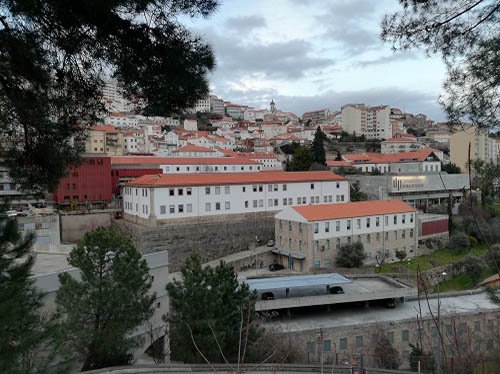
(341, 104, 392, 139)
(450, 124, 497, 172)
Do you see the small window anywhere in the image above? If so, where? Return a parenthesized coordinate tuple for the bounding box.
(311, 183, 314, 190)
(225, 201, 230, 210)
(178, 204, 184, 213)
(314, 223, 319, 233)
(268, 199, 273, 207)
(356, 336, 363, 348)
(325, 222, 329, 233)
(347, 220, 351, 230)
(187, 204, 192, 213)
(323, 340, 331, 352)
(402, 214, 406, 224)
(160, 205, 166, 214)
(283, 198, 288, 206)
(245, 201, 249, 208)
(366, 218, 370, 228)
(253, 200, 257, 208)
(215, 186, 220, 195)
(187, 188, 192, 195)
(394, 215, 397, 225)
(268, 184, 273, 192)
(376, 217, 380, 227)
(215, 202, 221, 211)
(306, 342, 315, 354)
(253, 185, 257, 192)
(314, 241, 319, 251)
(402, 330, 409, 342)
(289, 221, 292, 231)
(178, 188, 183, 196)
(339, 338, 347, 350)
(205, 203, 211, 211)
(242, 186, 246, 192)
(387, 332, 394, 344)
(357, 219, 361, 229)
(205, 187, 211, 195)
(169, 205, 175, 213)
(283, 184, 287, 191)
(225, 186, 230, 194)
(259, 186, 263, 192)
(410, 229, 414, 238)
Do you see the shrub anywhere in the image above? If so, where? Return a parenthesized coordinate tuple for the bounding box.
(448, 233, 470, 252)
(487, 244, 500, 273)
(335, 242, 366, 268)
(469, 236, 478, 248)
(461, 255, 485, 284)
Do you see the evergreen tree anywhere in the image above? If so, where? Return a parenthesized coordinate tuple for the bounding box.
(167, 254, 258, 363)
(441, 162, 461, 174)
(0, 212, 63, 373)
(56, 227, 155, 371)
(350, 181, 368, 201)
(335, 242, 367, 268)
(311, 126, 326, 165)
(0, 0, 218, 191)
(290, 146, 314, 171)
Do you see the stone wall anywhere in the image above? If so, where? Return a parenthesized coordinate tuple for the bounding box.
(113, 215, 275, 271)
(59, 211, 115, 243)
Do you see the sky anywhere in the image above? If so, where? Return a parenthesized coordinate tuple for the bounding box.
(181, 0, 448, 121)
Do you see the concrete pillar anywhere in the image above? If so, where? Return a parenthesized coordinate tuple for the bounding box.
(149, 188, 156, 219)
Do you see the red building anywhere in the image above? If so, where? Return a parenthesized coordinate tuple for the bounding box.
(111, 168, 161, 195)
(53, 155, 112, 205)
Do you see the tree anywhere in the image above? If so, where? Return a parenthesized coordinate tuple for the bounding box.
(395, 249, 407, 262)
(335, 242, 367, 268)
(289, 146, 314, 171)
(166, 254, 259, 363)
(486, 244, 500, 272)
(371, 329, 401, 370)
(441, 162, 461, 174)
(0, 211, 64, 373)
(311, 126, 326, 165)
(0, 0, 218, 191)
(461, 254, 485, 284)
(56, 227, 155, 371)
(472, 160, 500, 205)
(350, 181, 368, 201)
(381, 1, 500, 128)
(448, 232, 470, 252)
(161, 125, 172, 133)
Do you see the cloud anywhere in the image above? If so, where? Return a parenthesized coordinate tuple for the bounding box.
(198, 28, 335, 80)
(224, 15, 266, 34)
(355, 52, 418, 67)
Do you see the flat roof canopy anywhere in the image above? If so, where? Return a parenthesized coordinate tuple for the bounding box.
(244, 273, 352, 291)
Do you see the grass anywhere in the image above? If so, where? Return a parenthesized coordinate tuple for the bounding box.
(379, 245, 488, 274)
(434, 268, 495, 293)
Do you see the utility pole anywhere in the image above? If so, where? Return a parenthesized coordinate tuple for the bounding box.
(436, 271, 447, 374)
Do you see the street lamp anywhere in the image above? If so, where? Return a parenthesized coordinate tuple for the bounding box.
(407, 259, 411, 282)
(436, 271, 447, 374)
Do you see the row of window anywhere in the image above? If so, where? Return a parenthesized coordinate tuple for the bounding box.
(164, 165, 261, 172)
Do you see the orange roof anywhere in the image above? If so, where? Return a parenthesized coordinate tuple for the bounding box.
(111, 157, 260, 166)
(173, 144, 216, 153)
(293, 200, 416, 221)
(126, 171, 346, 187)
(384, 138, 417, 143)
(479, 273, 500, 286)
(326, 160, 352, 167)
(91, 125, 120, 133)
(343, 148, 439, 164)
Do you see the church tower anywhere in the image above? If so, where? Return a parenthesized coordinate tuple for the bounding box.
(270, 99, 276, 113)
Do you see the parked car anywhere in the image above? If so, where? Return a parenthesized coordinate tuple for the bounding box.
(5, 210, 17, 217)
(261, 292, 275, 300)
(267, 239, 275, 247)
(329, 286, 344, 294)
(268, 263, 285, 272)
(384, 299, 396, 308)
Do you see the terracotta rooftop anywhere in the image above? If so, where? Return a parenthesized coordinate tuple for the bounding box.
(111, 157, 260, 166)
(126, 171, 346, 187)
(173, 144, 216, 153)
(293, 200, 416, 221)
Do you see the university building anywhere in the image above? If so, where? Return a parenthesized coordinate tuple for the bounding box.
(123, 171, 349, 227)
(274, 200, 418, 271)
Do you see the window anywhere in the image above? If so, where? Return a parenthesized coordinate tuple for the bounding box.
(306, 342, 315, 354)
(336, 182, 340, 189)
(178, 204, 184, 213)
(402, 230, 406, 239)
(268, 199, 273, 207)
(160, 205, 166, 214)
(329, 195, 333, 202)
(325, 259, 331, 268)
(253, 200, 257, 208)
(347, 220, 351, 230)
(314, 223, 319, 233)
(215, 186, 220, 195)
(376, 233, 380, 242)
(245, 201, 249, 208)
(178, 188, 183, 196)
(274, 199, 278, 206)
(310, 196, 314, 204)
(314, 260, 320, 268)
(357, 219, 361, 229)
(326, 239, 330, 250)
(253, 185, 257, 192)
(314, 241, 319, 251)
(279, 220, 283, 231)
(376, 217, 380, 227)
(242, 186, 246, 192)
(410, 229, 414, 238)
(225, 201, 230, 210)
(336, 238, 340, 249)
(385, 216, 389, 225)
(289, 221, 292, 231)
(347, 236, 351, 245)
(324, 196, 328, 203)
(169, 205, 175, 213)
(325, 222, 330, 233)
(225, 186, 230, 194)
(339, 338, 347, 350)
(259, 185, 263, 192)
(402, 214, 406, 224)
(394, 215, 397, 225)
(302, 197, 306, 204)
(274, 184, 278, 191)
(288, 198, 292, 205)
(311, 183, 315, 190)
(356, 336, 363, 348)
(459, 323, 467, 334)
(387, 332, 394, 344)
(299, 223, 303, 233)
(288, 238, 292, 249)
(268, 184, 273, 192)
(205, 187, 211, 195)
(402, 330, 409, 342)
(299, 240, 303, 251)
(323, 340, 331, 352)
(474, 320, 481, 332)
(259, 199, 263, 207)
(187, 188, 192, 195)
(187, 204, 192, 213)
(410, 214, 414, 223)
(336, 221, 340, 232)
(205, 203, 211, 211)
(297, 197, 301, 205)
(341, 195, 345, 201)
(395, 231, 398, 240)
(283, 184, 287, 191)
(215, 202, 221, 211)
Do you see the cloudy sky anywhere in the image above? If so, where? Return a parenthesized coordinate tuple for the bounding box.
(182, 0, 448, 121)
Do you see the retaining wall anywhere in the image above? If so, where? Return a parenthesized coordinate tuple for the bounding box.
(59, 211, 115, 243)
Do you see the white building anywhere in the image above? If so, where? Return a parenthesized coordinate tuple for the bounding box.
(426, 131, 451, 144)
(183, 119, 198, 131)
(209, 95, 225, 116)
(381, 137, 424, 154)
(275, 200, 418, 270)
(124, 130, 146, 153)
(172, 144, 223, 158)
(341, 104, 392, 139)
(123, 171, 349, 226)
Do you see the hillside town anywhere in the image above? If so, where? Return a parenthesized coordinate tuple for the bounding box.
(1, 1, 500, 374)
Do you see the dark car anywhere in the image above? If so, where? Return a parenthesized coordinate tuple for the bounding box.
(329, 286, 344, 294)
(268, 263, 285, 272)
(384, 299, 396, 308)
(261, 292, 275, 300)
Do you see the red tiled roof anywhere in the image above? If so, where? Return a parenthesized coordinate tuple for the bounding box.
(479, 273, 500, 286)
(293, 200, 416, 221)
(343, 148, 438, 164)
(173, 144, 216, 153)
(126, 171, 346, 187)
(91, 125, 120, 133)
(111, 157, 260, 166)
(326, 160, 352, 167)
(383, 138, 417, 143)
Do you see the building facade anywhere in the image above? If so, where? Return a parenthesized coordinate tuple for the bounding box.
(450, 125, 497, 172)
(123, 171, 349, 227)
(381, 137, 424, 154)
(274, 200, 418, 271)
(341, 104, 392, 139)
